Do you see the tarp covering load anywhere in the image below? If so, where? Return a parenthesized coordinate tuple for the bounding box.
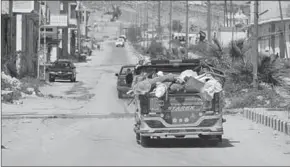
(128, 62, 225, 101)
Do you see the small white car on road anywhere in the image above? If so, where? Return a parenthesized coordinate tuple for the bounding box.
(115, 38, 125, 47)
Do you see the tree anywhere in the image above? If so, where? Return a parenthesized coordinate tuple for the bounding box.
(127, 26, 141, 42)
(168, 20, 183, 33)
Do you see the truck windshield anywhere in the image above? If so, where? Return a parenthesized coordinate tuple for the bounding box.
(120, 67, 134, 75)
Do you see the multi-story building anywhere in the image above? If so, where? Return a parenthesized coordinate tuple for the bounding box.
(249, 1, 290, 58)
(46, 0, 80, 61)
(1, 0, 41, 77)
(46, 1, 68, 62)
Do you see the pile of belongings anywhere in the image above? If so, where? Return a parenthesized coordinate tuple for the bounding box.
(127, 68, 224, 101)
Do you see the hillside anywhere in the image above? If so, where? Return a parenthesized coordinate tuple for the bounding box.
(83, 1, 250, 32)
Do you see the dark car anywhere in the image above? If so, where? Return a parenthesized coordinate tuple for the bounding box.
(47, 59, 77, 82)
(115, 65, 135, 98)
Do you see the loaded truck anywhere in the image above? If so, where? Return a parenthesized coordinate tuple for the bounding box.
(132, 59, 226, 147)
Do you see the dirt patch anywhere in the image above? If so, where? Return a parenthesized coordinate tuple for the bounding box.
(65, 81, 90, 95)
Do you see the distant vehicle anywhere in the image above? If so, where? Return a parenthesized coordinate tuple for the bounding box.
(115, 38, 125, 47)
(119, 35, 127, 42)
(115, 65, 135, 98)
(47, 59, 77, 82)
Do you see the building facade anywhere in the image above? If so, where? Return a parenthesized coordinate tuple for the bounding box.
(249, 1, 290, 58)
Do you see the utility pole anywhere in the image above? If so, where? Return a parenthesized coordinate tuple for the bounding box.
(230, 0, 234, 43)
(78, 11, 81, 55)
(169, 0, 172, 50)
(9, 1, 13, 53)
(158, 1, 161, 40)
(140, 3, 143, 47)
(84, 9, 87, 38)
(185, 0, 189, 58)
(207, 0, 212, 43)
(229, 0, 232, 27)
(37, 0, 42, 79)
(146, 0, 149, 48)
(253, 0, 259, 89)
(225, 0, 228, 27)
(278, 0, 289, 59)
(43, 1, 47, 80)
(224, 0, 226, 27)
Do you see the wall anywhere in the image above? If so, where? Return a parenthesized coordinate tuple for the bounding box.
(18, 14, 39, 77)
(256, 20, 290, 58)
(250, 1, 290, 24)
(47, 1, 60, 15)
(217, 30, 247, 47)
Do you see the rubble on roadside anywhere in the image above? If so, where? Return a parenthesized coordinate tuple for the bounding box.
(1, 72, 45, 103)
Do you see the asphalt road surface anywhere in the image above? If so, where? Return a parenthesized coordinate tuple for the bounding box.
(2, 41, 290, 166)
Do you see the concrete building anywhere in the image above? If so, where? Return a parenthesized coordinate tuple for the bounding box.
(1, 1, 42, 77)
(46, 1, 68, 62)
(249, 1, 290, 58)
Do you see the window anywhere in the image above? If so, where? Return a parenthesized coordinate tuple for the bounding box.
(60, 2, 64, 11)
(46, 28, 53, 32)
(70, 4, 77, 19)
(120, 67, 134, 75)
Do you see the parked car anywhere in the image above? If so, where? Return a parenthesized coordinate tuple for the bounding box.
(47, 59, 77, 82)
(115, 65, 135, 98)
(115, 38, 125, 47)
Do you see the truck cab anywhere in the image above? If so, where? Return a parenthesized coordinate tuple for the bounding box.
(115, 65, 135, 98)
(133, 59, 226, 147)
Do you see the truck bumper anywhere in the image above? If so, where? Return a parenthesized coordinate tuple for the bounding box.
(134, 116, 224, 138)
(136, 128, 223, 137)
(50, 73, 74, 80)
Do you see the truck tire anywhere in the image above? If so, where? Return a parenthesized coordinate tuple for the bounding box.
(136, 133, 141, 144)
(118, 91, 122, 99)
(199, 134, 222, 146)
(49, 75, 55, 82)
(71, 78, 76, 82)
(140, 136, 151, 147)
(71, 75, 76, 82)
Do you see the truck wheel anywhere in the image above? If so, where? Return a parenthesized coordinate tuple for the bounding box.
(199, 135, 222, 146)
(49, 75, 55, 82)
(118, 91, 122, 99)
(71, 77, 76, 82)
(136, 133, 141, 144)
(140, 136, 151, 147)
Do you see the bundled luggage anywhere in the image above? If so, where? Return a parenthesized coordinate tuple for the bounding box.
(128, 66, 224, 101)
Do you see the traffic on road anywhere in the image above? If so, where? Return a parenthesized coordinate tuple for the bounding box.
(2, 2, 290, 166)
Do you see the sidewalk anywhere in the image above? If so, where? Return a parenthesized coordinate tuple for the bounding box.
(225, 108, 290, 136)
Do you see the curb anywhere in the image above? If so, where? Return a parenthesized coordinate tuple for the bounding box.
(242, 108, 290, 136)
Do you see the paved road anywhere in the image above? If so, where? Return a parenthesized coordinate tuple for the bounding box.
(2, 40, 290, 166)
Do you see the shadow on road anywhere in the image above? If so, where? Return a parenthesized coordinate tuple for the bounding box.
(143, 138, 238, 148)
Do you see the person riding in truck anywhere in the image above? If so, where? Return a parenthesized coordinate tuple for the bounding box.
(125, 68, 134, 86)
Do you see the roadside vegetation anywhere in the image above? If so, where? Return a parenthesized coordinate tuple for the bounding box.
(126, 26, 290, 111)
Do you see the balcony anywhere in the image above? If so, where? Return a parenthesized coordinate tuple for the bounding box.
(12, 0, 39, 14)
(49, 15, 68, 27)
